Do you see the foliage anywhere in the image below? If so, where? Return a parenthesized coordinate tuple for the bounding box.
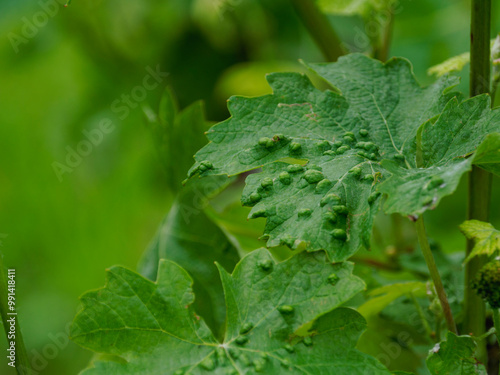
(460, 220, 500, 263)
(188, 54, 500, 262)
(70, 249, 391, 374)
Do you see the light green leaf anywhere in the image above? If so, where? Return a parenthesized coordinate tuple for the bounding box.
(428, 52, 470, 78)
(138, 177, 239, 337)
(473, 133, 500, 176)
(358, 281, 427, 318)
(188, 54, 460, 261)
(459, 220, 500, 263)
(426, 332, 487, 375)
(71, 249, 391, 374)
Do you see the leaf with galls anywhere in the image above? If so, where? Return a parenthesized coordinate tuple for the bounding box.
(71, 249, 391, 374)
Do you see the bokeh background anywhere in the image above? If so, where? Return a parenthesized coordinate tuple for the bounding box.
(1, 0, 500, 373)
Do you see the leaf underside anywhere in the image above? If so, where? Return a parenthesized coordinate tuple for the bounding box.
(71, 249, 394, 374)
(189, 53, 500, 262)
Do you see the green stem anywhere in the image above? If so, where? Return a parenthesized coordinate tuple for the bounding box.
(0, 252, 31, 375)
(464, 0, 491, 363)
(415, 217, 457, 334)
(492, 308, 500, 341)
(373, 6, 394, 61)
(290, 0, 346, 62)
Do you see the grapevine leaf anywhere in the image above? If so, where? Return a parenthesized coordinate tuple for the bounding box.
(138, 177, 239, 337)
(358, 281, 427, 318)
(426, 332, 487, 375)
(188, 54, 459, 261)
(378, 95, 500, 216)
(71, 249, 393, 374)
(459, 220, 500, 263)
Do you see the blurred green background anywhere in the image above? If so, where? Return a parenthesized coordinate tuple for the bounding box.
(1, 0, 500, 373)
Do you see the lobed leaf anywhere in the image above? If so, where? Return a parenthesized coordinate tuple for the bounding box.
(71, 249, 392, 374)
(459, 220, 500, 263)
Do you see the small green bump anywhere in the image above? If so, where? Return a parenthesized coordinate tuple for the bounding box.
(333, 205, 348, 214)
(228, 348, 240, 359)
(359, 129, 368, 137)
(239, 354, 251, 366)
(298, 208, 312, 218)
(259, 137, 271, 147)
(201, 358, 215, 371)
(316, 140, 330, 150)
(251, 208, 266, 218)
(323, 150, 336, 156)
(261, 177, 273, 189)
(343, 135, 355, 143)
(284, 344, 295, 353)
(355, 142, 366, 149)
(287, 164, 304, 173)
(266, 139, 274, 149)
(280, 234, 295, 248)
(273, 134, 285, 141)
(278, 305, 294, 314)
(304, 169, 324, 184)
(426, 176, 444, 190)
(281, 359, 291, 367)
(423, 196, 434, 206)
(336, 145, 350, 154)
(216, 347, 225, 359)
(174, 370, 184, 375)
(200, 160, 213, 169)
(323, 211, 337, 223)
(258, 259, 273, 271)
(364, 142, 377, 151)
(320, 193, 341, 207)
(235, 336, 249, 346)
(289, 142, 302, 153)
(344, 132, 355, 137)
(315, 179, 332, 193)
(240, 322, 254, 335)
(357, 151, 368, 158)
(303, 336, 313, 346)
(333, 140, 343, 147)
(394, 153, 405, 161)
(260, 353, 268, 360)
(349, 167, 362, 177)
(249, 192, 261, 203)
(368, 153, 377, 160)
(279, 171, 292, 185)
(368, 192, 381, 204)
(226, 370, 237, 375)
(363, 174, 375, 182)
(332, 229, 347, 240)
(254, 359, 266, 372)
(327, 273, 340, 285)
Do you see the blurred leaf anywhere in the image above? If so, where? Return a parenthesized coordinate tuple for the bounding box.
(72, 249, 390, 374)
(473, 133, 500, 176)
(427, 52, 470, 78)
(426, 332, 487, 375)
(358, 282, 427, 318)
(188, 54, 459, 261)
(317, 0, 396, 17)
(144, 87, 210, 194)
(460, 220, 500, 263)
(138, 176, 238, 338)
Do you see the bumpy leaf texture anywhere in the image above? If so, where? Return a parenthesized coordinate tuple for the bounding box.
(189, 54, 500, 262)
(71, 249, 392, 374)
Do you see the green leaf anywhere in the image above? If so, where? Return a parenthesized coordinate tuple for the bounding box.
(428, 52, 470, 77)
(459, 220, 500, 263)
(358, 281, 427, 318)
(143, 87, 210, 193)
(71, 249, 393, 374)
(378, 95, 500, 217)
(426, 332, 486, 375)
(138, 177, 239, 337)
(188, 54, 460, 261)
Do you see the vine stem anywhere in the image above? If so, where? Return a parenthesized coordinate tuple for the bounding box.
(415, 217, 457, 334)
(464, 0, 491, 361)
(0, 252, 32, 375)
(290, 0, 346, 62)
